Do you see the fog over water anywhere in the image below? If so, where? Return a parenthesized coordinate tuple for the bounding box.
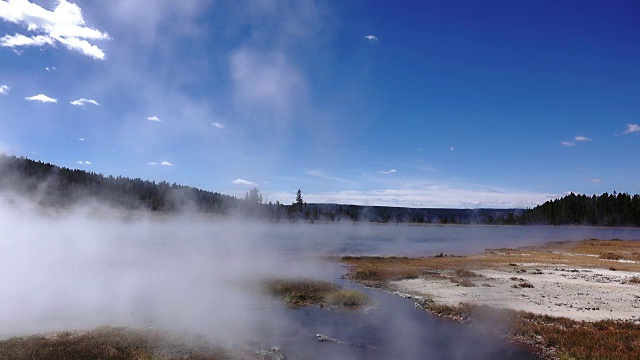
(2, 197, 639, 358)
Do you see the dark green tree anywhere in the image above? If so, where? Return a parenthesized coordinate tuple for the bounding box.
(295, 189, 303, 206)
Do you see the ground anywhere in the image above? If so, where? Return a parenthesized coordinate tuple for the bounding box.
(342, 239, 640, 360)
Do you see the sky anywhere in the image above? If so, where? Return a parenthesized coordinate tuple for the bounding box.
(0, 0, 639, 208)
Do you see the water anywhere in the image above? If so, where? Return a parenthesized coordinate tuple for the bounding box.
(251, 264, 539, 360)
(5, 217, 640, 358)
(240, 223, 640, 359)
(247, 222, 640, 256)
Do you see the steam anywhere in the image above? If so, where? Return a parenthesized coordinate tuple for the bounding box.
(1, 188, 639, 357)
(0, 194, 326, 342)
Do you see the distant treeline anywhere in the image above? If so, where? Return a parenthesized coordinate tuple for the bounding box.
(1, 154, 637, 226)
(0, 154, 520, 223)
(513, 192, 640, 227)
(0, 154, 239, 213)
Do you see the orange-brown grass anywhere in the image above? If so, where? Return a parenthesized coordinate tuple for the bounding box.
(416, 301, 640, 360)
(342, 239, 640, 284)
(265, 279, 368, 307)
(0, 326, 252, 360)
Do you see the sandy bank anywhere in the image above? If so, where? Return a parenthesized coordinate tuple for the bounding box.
(392, 264, 640, 322)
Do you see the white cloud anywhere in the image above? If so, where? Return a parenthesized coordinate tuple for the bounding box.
(70, 98, 99, 106)
(623, 123, 640, 135)
(76, 160, 91, 165)
(0, 33, 54, 47)
(147, 162, 158, 166)
(562, 141, 576, 147)
(574, 136, 591, 142)
(160, 161, 173, 166)
(380, 169, 397, 175)
(0, 0, 110, 59)
(364, 34, 378, 42)
(232, 178, 258, 186)
(449, 146, 455, 151)
(0, 85, 10, 94)
(590, 178, 603, 184)
(45, 66, 56, 71)
(25, 93, 57, 103)
(211, 122, 225, 129)
(147, 115, 161, 122)
(78, 137, 84, 141)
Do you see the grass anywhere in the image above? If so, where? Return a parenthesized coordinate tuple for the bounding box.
(264, 279, 369, 307)
(0, 326, 256, 360)
(342, 239, 640, 285)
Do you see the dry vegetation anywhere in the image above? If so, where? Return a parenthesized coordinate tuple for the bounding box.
(342, 239, 640, 360)
(264, 279, 369, 307)
(0, 326, 261, 360)
(416, 301, 640, 360)
(343, 239, 640, 284)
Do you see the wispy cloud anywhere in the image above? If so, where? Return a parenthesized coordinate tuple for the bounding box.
(230, 47, 307, 120)
(211, 122, 225, 129)
(70, 98, 99, 106)
(147, 116, 161, 122)
(45, 66, 57, 72)
(0, 0, 110, 59)
(160, 161, 173, 166)
(0, 85, 9, 94)
(590, 178, 603, 184)
(25, 93, 57, 103)
(449, 146, 455, 151)
(147, 162, 158, 166)
(380, 169, 397, 175)
(562, 135, 592, 146)
(76, 160, 91, 165)
(232, 178, 258, 186)
(78, 138, 85, 141)
(623, 123, 640, 135)
(305, 170, 356, 185)
(364, 34, 378, 43)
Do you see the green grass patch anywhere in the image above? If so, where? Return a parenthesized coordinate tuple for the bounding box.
(265, 279, 369, 307)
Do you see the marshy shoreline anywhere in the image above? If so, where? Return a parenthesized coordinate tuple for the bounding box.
(342, 239, 640, 360)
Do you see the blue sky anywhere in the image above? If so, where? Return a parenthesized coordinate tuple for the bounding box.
(0, 0, 639, 208)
